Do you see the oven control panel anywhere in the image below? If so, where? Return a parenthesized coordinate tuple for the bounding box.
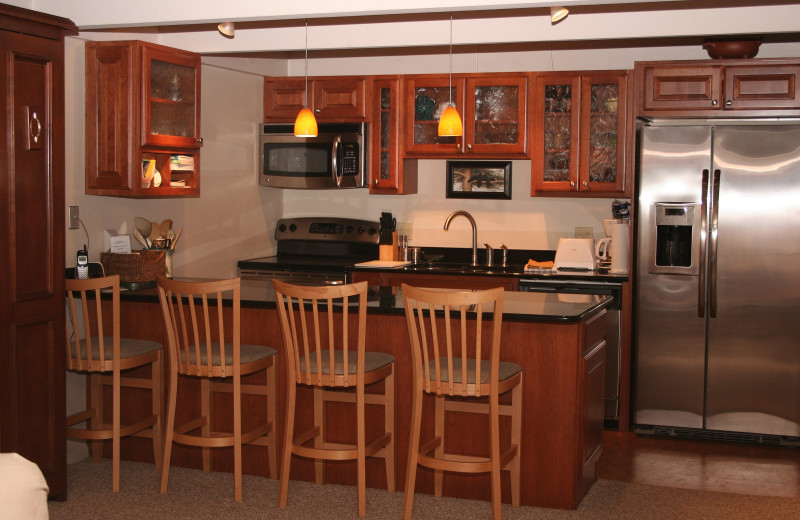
(274, 217, 379, 244)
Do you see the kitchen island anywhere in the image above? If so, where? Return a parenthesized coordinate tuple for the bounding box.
(106, 280, 610, 510)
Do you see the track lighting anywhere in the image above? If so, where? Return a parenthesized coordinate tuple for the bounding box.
(550, 7, 569, 24)
(217, 22, 235, 38)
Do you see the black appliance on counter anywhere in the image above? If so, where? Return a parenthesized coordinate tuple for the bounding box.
(238, 217, 380, 285)
(519, 277, 623, 425)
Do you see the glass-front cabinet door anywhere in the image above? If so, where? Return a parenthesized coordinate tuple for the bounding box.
(580, 74, 627, 194)
(466, 75, 527, 155)
(532, 72, 628, 196)
(404, 76, 463, 155)
(533, 76, 581, 193)
(142, 45, 200, 149)
(370, 77, 416, 194)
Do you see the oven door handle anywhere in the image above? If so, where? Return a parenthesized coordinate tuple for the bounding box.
(331, 135, 343, 187)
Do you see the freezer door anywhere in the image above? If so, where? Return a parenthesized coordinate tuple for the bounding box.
(705, 125, 800, 437)
(634, 125, 711, 429)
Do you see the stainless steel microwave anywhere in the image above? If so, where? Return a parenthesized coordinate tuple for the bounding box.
(259, 122, 367, 189)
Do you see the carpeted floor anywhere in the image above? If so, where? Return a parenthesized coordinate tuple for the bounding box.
(48, 459, 800, 519)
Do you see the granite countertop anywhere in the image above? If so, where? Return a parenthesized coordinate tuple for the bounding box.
(119, 278, 611, 324)
(348, 246, 629, 283)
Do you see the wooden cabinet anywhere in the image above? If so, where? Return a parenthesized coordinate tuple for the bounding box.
(636, 59, 800, 117)
(579, 310, 607, 497)
(351, 270, 518, 291)
(0, 4, 77, 500)
(403, 74, 528, 157)
(370, 77, 417, 194)
(264, 76, 368, 122)
(85, 40, 201, 197)
(532, 72, 629, 196)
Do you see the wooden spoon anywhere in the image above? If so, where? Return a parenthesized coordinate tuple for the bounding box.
(150, 221, 161, 240)
(135, 217, 151, 238)
(160, 219, 173, 238)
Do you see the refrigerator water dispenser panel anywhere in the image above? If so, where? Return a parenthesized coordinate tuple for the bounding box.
(649, 203, 701, 275)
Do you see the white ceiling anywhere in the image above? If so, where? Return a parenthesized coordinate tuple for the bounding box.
(8, 0, 800, 55)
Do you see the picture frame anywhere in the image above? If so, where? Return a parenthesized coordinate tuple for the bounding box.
(446, 161, 512, 199)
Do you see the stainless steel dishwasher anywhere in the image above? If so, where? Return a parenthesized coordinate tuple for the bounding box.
(518, 278, 623, 425)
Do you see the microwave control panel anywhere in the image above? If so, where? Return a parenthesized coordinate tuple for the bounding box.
(340, 143, 359, 175)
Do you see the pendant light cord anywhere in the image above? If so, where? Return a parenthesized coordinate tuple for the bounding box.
(304, 20, 309, 107)
(448, 14, 453, 106)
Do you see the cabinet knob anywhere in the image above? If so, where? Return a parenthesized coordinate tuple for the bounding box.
(583, 181, 589, 188)
(726, 100, 732, 106)
(196, 137, 203, 144)
(467, 144, 472, 150)
(570, 181, 575, 188)
(374, 179, 379, 186)
(315, 109, 321, 113)
(712, 100, 718, 106)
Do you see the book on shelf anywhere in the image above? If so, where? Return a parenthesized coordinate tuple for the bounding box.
(170, 154, 194, 171)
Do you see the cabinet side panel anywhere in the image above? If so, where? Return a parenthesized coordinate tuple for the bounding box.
(86, 43, 134, 191)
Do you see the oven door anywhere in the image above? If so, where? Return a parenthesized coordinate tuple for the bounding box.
(239, 268, 346, 286)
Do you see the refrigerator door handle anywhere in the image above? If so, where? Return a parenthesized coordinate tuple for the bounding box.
(698, 169, 709, 318)
(709, 169, 721, 318)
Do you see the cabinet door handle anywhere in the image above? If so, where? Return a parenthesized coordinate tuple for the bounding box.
(196, 137, 203, 145)
(467, 144, 472, 150)
(583, 180, 589, 189)
(712, 100, 718, 106)
(725, 100, 732, 106)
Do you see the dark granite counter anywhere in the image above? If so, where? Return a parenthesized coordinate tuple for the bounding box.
(119, 278, 611, 324)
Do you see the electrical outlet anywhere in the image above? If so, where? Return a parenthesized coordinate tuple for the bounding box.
(68, 206, 80, 229)
(397, 222, 413, 240)
(575, 226, 593, 239)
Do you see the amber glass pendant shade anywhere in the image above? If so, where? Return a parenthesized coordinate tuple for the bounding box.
(438, 105, 463, 137)
(294, 107, 318, 137)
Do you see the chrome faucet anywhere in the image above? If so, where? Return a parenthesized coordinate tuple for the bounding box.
(443, 210, 478, 266)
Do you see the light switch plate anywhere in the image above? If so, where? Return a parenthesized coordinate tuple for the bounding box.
(575, 226, 593, 239)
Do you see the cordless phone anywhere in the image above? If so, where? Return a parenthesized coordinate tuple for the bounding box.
(77, 245, 89, 279)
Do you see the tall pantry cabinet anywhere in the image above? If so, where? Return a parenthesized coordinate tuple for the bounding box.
(0, 4, 77, 500)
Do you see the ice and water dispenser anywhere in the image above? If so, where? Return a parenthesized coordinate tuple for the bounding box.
(649, 203, 701, 275)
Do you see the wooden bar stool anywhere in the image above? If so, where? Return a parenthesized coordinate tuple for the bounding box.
(273, 280, 396, 518)
(65, 274, 163, 492)
(156, 276, 278, 502)
(401, 284, 523, 520)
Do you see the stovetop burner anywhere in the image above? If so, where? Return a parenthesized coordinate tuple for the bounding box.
(238, 217, 381, 282)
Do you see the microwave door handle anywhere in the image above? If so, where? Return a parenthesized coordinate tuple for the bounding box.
(331, 135, 343, 187)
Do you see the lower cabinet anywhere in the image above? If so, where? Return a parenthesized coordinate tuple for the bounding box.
(579, 309, 607, 497)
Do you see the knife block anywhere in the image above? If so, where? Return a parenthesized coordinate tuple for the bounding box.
(379, 231, 399, 261)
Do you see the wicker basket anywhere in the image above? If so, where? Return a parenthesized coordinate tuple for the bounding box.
(100, 250, 166, 288)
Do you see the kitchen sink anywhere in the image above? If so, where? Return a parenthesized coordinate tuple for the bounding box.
(417, 261, 523, 275)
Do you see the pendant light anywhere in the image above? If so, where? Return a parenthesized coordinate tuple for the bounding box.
(438, 14, 462, 137)
(294, 20, 318, 137)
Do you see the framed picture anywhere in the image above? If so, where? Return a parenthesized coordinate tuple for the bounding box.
(446, 161, 512, 199)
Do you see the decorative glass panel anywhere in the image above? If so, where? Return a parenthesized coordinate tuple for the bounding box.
(588, 83, 619, 183)
(149, 60, 195, 138)
(543, 84, 572, 182)
(473, 85, 519, 145)
(413, 86, 457, 145)
(379, 87, 391, 180)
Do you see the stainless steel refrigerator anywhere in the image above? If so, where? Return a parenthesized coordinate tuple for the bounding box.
(634, 122, 800, 439)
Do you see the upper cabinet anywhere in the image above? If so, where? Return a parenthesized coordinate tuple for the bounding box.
(403, 74, 528, 157)
(264, 76, 368, 122)
(85, 41, 201, 197)
(636, 59, 800, 117)
(532, 72, 630, 196)
(369, 76, 418, 194)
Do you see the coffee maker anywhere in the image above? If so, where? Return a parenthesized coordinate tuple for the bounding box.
(596, 219, 631, 274)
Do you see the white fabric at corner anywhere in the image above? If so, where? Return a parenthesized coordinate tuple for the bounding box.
(0, 452, 50, 519)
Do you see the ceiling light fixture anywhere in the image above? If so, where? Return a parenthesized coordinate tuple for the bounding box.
(438, 14, 463, 137)
(294, 20, 318, 137)
(550, 6, 569, 24)
(217, 22, 235, 38)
